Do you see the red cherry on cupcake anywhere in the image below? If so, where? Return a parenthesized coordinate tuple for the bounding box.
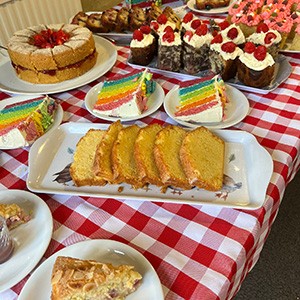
(195, 24, 208, 36)
(221, 41, 236, 53)
(244, 41, 256, 54)
(227, 27, 238, 39)
(254, 45, 267, 61)
(257, 23, 269, 33)
(140, 25, 151, 34)
(264, 32, 277, 44)
(157, 14, 168, 25)
(211, 33, 223, 44)
(191, 19, 201, 30)
(162, 30, 175, 43)
(133, 29, 143, 41)
(218, 20, 230, 30)
(183, 12, 194, 23)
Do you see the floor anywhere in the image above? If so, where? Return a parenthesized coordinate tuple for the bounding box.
(234, 171, 300, 300)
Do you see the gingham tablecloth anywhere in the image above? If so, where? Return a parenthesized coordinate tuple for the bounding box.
(1, 43, 300, 300)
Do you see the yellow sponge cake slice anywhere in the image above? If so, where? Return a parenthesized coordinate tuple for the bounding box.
(134, 124, 164, 186)
(154, 125, 191, 189)
(70, 129, 107, 186)
(180, 126, 224, 191)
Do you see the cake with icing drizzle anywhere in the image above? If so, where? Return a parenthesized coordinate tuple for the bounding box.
(93, 69, 156, 118)
(0, 96, 58, 148)
(7, 24, 97, 84)
(174, 74, 227, 123)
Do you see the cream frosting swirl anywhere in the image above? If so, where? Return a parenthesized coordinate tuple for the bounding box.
(239, 52, 275, 71)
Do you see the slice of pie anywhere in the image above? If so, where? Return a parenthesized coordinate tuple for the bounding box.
(0, 203, 31, 230)
(51, 256, 143, 300)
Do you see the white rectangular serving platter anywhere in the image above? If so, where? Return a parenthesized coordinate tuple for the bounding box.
(27, 122, 273, 210)
(128, 54, 292, 95)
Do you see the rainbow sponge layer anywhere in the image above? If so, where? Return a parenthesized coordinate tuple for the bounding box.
(175, 74, 227, 123)
(93, 69, 156, 118)
(0, 96, 57, 148)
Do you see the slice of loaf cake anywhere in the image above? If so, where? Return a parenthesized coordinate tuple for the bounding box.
(70, 129, 107, 186)
(93, 120, 123, 183)
(134, 123, 163, 186)
(180, 126, 224, 191)
(154, 125, 191, 190)
(111, 124, 142, 188)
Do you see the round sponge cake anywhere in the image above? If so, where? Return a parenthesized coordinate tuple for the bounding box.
(7, 24, 97, 84)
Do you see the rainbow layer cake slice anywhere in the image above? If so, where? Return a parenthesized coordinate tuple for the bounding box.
(0, 95, 58, 148)
(93, 68, 156, 118)
(174, 74, 227, 123)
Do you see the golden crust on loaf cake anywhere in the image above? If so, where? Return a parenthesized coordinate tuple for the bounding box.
(69, 129, 106, 186)
(180, 126, 224, 191)
(111, 125, 142, 188)
(154, 125, 191, 190)
(134, 124, 164, 186)
(196, 0, 230, 10)
(51, 256, 142, 300)
(93, 120, 123, 183)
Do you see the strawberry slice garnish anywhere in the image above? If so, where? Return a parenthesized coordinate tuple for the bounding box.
(211, 33, 223, 44)
(162, 30, 175, 43)
(244, 42, 256, 54)
(256, 23, 269, 33)
(195, 24, 208, 36)
(221, 41, 236, 53)
(254, 45, 267, 61)
(264, 32, 277, 44)
(191, 19, 201, 30)
(218, 20, 230, 30)
(227, 27, 238, 40)
(183, 12, 194, 23)
(184, 30, 193, 42)
(157, 14, 168, 25)
(33, 29, 70, 48)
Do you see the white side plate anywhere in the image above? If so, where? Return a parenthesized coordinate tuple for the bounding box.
(187, 0, 233, 14)
(85, 81, 165, 122)
(0, 36, 117, 95)
(0, 190, 53, 293)
(164, 84, 249, 129)
(18, 239, 164, 300)
(27, 122, 273, 210)
(0, 95, 63, 150)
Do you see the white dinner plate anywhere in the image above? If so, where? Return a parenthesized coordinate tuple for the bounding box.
(0, 190, 53, 293)
(187, 0, 233, 14)
(18, 239, 164, 300)
(164, 84, 249, 129)
(0, 36, 117, 95)
(85, 81, 165, 122)
(0, 95, 63, 150)
(27, 122, 273, 210)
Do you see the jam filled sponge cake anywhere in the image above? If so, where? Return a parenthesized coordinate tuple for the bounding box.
(0, 96, 58, 148)
(175, 74, 227, 124)
(93, 69, 156, 118)
(7, 24, 97, 84)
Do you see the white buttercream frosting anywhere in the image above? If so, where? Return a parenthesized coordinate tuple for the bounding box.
(210, 42, 243, 60)
(246, 30, 282, 46)
(183, 32, 213, 48)
(130, 33, 154, 48)
(151, 20, 176, 35)
(239, 52, 275, 71)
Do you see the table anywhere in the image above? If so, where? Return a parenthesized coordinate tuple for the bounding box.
(1, 17, 300, 300)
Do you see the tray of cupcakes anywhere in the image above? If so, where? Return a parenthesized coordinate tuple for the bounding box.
(127, 11, 293, 94)
(70, 4, 181, 45)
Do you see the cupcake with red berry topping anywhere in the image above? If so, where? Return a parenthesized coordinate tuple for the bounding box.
(182, 23, 213, 74)
(237, 42, 275, 88)
(150, 13, 177, 39)
(157, 27, 182, 72)
(209, 34, 243, 81)
(181, 12, 202, 35)
(218, 21, 246, 48)
(130, 25, 156, 66)
(246, 22, 282, 60)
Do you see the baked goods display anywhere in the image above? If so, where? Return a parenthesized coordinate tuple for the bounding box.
(196, 0, 231, 10)
(228, 0, 300, 51)
(51, 256, 142, 300)
(7, 24, 97, 84)
(0, 96, 58, 148)
(237, 42, 275, 88)
(70, 121, 225, 192)
(92, 69, 156, 118)
(174, 74, 227, 123)
(0, 203, 31, 230)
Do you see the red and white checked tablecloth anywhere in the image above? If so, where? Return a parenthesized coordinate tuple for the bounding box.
(1, 43, 300, 300)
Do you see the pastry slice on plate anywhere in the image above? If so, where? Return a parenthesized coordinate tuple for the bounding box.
(51, 256, 142, 300)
